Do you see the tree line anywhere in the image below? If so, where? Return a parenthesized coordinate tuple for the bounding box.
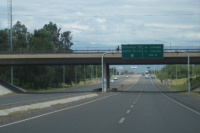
(0, 21, 102, 90)
(156, 65, 200, 88)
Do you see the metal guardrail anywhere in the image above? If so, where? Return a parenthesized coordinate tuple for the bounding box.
(0, 48, 200, 54)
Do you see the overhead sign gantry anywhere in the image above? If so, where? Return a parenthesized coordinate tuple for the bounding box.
(122, 44, 164, 59)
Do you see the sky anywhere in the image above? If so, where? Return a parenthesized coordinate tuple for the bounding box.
(0, 0, 200, 49)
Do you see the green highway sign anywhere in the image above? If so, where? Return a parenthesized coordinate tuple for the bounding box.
(122, 44, 164, 59)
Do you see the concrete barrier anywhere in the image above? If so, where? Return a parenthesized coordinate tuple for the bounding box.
(0, 79, 26, 93)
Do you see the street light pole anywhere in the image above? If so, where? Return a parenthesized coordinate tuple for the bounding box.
(184, 52, 191, 92)
(101, 52, 107, 92)
(101, 52, 116, 92)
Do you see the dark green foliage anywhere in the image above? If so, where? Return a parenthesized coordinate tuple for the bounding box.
(0, 21, 102, 90)
(190, 76, 200, 88)
(0, 30, 9, 51)
(43, 22, 61, 49)
(12, 21, 30, 51)
(30, 29, 55, 51)
(156, 65, 200, 87)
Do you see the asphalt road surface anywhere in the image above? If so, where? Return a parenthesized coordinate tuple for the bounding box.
(0, 76, 200, 133)
(0, 76, 126, 107)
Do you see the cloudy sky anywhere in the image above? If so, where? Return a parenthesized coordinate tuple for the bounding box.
(0, 0, 200, 48)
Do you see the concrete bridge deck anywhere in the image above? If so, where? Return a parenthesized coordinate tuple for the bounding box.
(0, 52, 199, 65)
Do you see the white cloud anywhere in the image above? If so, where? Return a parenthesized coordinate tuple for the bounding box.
(184, 33, 200, 39)
(145, 23, 196, 29)
(95, 18, 106, 23)
(0, 0, 199, 46)
(61, 23, 91, 31)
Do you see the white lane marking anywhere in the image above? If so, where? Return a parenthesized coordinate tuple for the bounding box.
(161, 93, 200, 115)
(124, 77, 140, 91)
(131, 105, 133, 108)
(133, 102, 136, 104)
(0, 93, 83, 107)
(119, 118, 125, 124)
(0, 77, 141, 128)
(0, 93, 118, 128)
(151, 79, 200, 116)
(126, 110, 130, 114)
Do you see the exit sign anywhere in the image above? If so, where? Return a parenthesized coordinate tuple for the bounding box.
(122, 44, 164, 59)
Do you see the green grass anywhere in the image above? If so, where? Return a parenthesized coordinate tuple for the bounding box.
(162, 77, 200, 92)
(171, 78, 188, 91)
(25, 79, 101, 93)
(161, 78, 188, 92)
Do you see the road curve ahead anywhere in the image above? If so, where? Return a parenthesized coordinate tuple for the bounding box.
(0, 76, 200, 133)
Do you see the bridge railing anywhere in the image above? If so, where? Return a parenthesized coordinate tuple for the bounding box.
(0, 48, 199, 54)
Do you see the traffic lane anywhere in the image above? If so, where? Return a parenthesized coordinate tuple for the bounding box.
(3, 76, 200, 133)
(0, 84, 102, 107)
(0, 77, 142, 133)
(152, 78, 200, 113)
(121, 77, 200, 133)
(5, 78, 200, 133)
(0, 76, 126, 107)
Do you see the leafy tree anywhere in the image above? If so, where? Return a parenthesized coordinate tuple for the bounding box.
(43, 22, 61, 49)
(12, 21, 29, 51)
(30, 29, 55, 51)
(0, 30, 9, 51)
(60, 31, 73, 51)
(194, 65, 200, 77)
(0, 66, 10, 82)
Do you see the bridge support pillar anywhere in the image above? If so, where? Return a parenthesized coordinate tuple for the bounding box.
(102, 62, 110, 92)
(106, 64, 110, 91)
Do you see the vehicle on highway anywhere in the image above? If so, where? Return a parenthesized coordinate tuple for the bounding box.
(110, 79, 115, 83)
(114, 77, 118, 80)
(145, 74, 149, 79)
(126, 75, 129, 78)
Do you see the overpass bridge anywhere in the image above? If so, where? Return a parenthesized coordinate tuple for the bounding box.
(0, 52, 199, 65)
(0, 50, 199, 92)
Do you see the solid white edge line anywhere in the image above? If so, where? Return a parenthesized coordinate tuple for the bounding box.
(0, 92, 88, 107)
(0, 77, 141, 128)
(151, 79, 200, 116)
(0, 93, 116, 128)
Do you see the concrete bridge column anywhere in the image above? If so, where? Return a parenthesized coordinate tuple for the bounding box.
(102, 62, 110, 92)
(106, 64, 110, 91)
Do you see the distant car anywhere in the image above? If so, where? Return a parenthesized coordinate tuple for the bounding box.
(126, 75, 129, 78)
(93, 88, 102, 92)
(110, 79, 115, 83)
(145, 74, 149, 79)
(151, 76, 155, 79)
(114, 77, 118, 80)
(111, 88, 118, 92)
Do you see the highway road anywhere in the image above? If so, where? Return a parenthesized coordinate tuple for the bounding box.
(0, 76, 200, 133)
(0, 76, 126, 107)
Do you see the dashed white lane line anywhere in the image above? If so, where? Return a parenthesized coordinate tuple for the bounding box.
(119, 118, 125, 124)
(131, 105, 133, 108)
(126, 110, 130, 114)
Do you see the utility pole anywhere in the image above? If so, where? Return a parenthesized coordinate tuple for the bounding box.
(8, 0, 13, 84)
(84, 65, 86, 85)
(63, 65, 65, 88)
(75, 65, 77, 86)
